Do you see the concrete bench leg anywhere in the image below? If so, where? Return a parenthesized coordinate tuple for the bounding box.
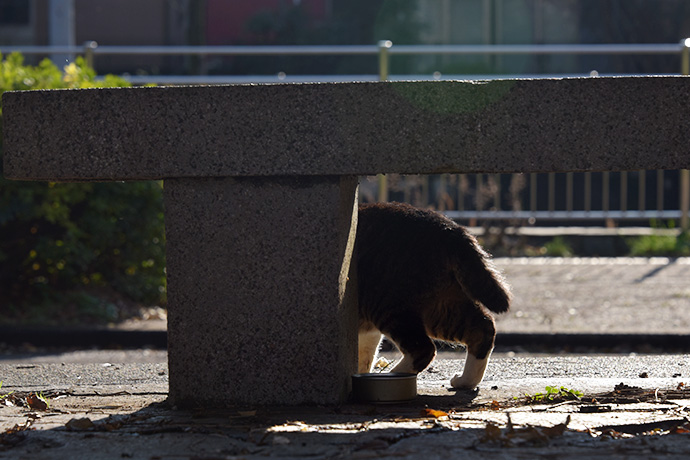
(164, 176, 359, 406)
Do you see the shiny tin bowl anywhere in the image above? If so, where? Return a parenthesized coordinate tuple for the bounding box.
(351, 373, 417, 403)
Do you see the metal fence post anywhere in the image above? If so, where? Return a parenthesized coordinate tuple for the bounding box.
(376, 40, 392, 202)
(680, 39, 690, 231)
(83, 40, 97, 70)
(681, 170, 690, 231)
(378, 40, 392, 81)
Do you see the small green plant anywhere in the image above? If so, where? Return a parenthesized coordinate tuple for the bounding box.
(36, 391, 50, 409)
(521, 386, 583, 404)
(543, 236, 573, 257)
(0, 381, 15, 400)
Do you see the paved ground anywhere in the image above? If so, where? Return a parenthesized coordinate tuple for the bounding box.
(2, 257, 690, 458)
(495, 257, 690, 335)
(3, 256, 689, 355)
(2, 355, 690, 459)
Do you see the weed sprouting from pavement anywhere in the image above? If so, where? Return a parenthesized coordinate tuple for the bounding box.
(520, 386, 583, 404)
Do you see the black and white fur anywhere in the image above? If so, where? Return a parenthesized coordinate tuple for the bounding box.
(356, 202, 511, 390)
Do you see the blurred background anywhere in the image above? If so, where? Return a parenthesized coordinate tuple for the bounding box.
(3, 0, 690, 78)
(1, 0, 690, 331)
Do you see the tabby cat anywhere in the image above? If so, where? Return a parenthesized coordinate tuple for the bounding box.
(356, 202, 511, 390)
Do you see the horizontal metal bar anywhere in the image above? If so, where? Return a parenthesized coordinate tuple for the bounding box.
(389, 43, 684, 55)
(119, 72, 677, 85)
(120, 74, 381, 85)
(0, 45, 83, 55)
(94, 44, 380, 56)
(1, 42, 684, 58)
(0, 44, 379, 56)
(444, 210, 683, 221)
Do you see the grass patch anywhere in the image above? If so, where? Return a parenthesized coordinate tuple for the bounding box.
(0, 381, 14, 401)
(520, 386, 583, 404)
(627, 227, 690, 257)
(543, 236, 573, 257)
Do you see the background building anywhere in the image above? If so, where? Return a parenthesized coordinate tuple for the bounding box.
(2, 0, 689, 221)
(2, 0, 690, 77)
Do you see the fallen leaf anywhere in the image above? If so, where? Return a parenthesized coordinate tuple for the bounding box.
(600, 428, 627, 439)
(100, 417, 126, 431)
(421, 408, 448, 418)
(480, 417, 570, 447)
(480, 422, 504, 443)
(541, 415, 570, 438)
(26, 394, 48, 411)
(514, 426, 549, 445)
(66, 417, 95, 431)
(2, 420, 33, 435)
(0, 423, 31, 447)
(670, 425, 690, 434)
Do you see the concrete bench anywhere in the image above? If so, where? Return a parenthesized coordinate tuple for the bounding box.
(3, 77, 690, 406)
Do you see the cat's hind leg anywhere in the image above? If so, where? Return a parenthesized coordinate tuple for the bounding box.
(450, 312, 496, 390)
(386, 322, 436, 374)
(358, 328, 383, 373)
(450, 350, 492, 390)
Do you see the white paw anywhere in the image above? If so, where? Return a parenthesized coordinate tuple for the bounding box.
(450, 353, 490, 390)
(450, 374, 480, 390)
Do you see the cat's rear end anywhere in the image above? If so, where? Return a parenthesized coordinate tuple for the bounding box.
(356, 202, 511, 390)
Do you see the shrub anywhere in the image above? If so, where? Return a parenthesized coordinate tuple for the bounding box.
(627, 220, 690, 257)
(0, 53, 165, 324)
(543, 236, 573, 257)
(627, 231, 690, 257)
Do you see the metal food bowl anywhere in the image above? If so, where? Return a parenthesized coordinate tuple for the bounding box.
(351, 373, 417, 403)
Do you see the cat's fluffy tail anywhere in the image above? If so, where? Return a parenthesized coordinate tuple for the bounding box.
(450, 228, 511, 314)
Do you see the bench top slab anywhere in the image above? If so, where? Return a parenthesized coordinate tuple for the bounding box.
(3, 77, 690, 181)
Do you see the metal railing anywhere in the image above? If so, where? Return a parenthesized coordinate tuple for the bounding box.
(2, 40, 689, 228)
(3, 40, 690, 83)
(359, 171, 686, 226)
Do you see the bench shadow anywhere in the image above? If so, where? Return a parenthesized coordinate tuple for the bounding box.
(5, 387, 673, 457)
(1, 388, 488, 457)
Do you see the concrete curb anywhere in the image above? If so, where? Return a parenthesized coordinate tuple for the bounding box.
(0, 328, 167, 349)
(2, 328, 689, 352)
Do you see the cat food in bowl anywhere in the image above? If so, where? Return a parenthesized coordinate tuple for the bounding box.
(351, 373, 417, 403)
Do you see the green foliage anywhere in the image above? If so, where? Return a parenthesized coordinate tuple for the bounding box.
(1, 53, 165, 324)
(521, 386, 583, 404)
(543, 236, 574, 257)
(627, 221, 690, 257)
(0, 381, 14, 400)
(0, 53, 129, 103)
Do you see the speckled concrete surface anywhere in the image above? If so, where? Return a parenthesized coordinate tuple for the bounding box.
(495, 257, 690, 335)
(164, 176, 359, 406)
(3, 357, 690, 459)
(5, 78, 690, 180)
